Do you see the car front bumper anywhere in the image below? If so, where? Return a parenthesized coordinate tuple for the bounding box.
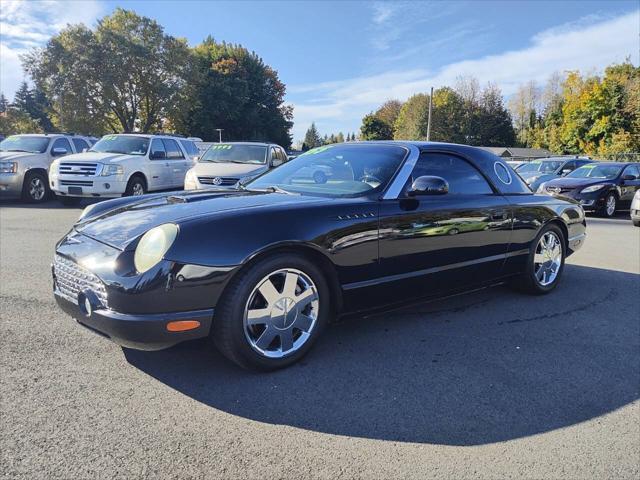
(54, 292, 213, 350)
(50, 174, 127, 198)
(0, 172, 24, 198)
(546, 189, 606, 211)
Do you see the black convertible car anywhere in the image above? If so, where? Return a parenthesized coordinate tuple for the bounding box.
(53, 142, 587, 370)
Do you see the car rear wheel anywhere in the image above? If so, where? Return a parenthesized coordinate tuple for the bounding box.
(124, 175, 146, 197)
(21, 171, 50, 203)
(598, 193, 617, 217)
(511, 224, 565, 295)
(211, 253, 330, 371)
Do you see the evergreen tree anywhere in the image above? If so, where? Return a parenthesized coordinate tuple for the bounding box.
(13, 81, 34, 114)
(303, 122, 322, 148)
(0, 93, 8, 113)
(337, 132, 345, 143)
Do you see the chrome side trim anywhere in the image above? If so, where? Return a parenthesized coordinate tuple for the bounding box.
(382, 144, 421, 200)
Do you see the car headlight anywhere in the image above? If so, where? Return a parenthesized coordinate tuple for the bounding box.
(101, 164, 124, 176)
(0, 161, 17, 174)
(581, 184, 606, 193)
(184, 169, 197, 190)
(134, 224, 179, 273)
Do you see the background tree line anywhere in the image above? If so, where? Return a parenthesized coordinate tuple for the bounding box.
(358, 62, 639, 155)
(0, 8, 293, 148)
(300, 122, 356, 151)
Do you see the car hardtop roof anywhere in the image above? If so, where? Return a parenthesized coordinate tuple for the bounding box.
(213, 141, 279, 147)
(10, 133, 86, 138)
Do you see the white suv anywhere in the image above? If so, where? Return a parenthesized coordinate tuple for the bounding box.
(50, 134, 192, 205)
(0, 133, 93, 203)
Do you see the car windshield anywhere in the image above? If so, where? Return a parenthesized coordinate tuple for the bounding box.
(90, 135, 149, 155)
(567, 164, 622, 180)
(518, 160, 563, 173)
(0, 135, 50, 153)
(200, 144, 267, 164)
(246, 144, 407, 197)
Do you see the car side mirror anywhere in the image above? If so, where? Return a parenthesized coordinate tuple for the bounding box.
(408, 175, 449, 196)
(82, 148, 88, 153)
(150, 150, 166, 160)
(52, 147, 68, 156)
(193, 155, 199, 162)
(561, 168, 572, 175)
(622, 174, 636, 181)
(272, 159, 283, 167)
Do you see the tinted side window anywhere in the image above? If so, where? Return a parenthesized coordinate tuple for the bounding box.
(72, 138, 89, 152)
(562, 161, 576, 172)
(150, 139, 166, 159)
(51, 138, 72, 153)
(180, 140, 199, 156)
(162, 139, 184, 159)
(624, 165, 640, 178)
(407, 153, 493, 195)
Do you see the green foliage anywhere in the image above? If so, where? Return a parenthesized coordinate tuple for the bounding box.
(360, 113, 392, 140)
(172, 36, 292, 148)
(303, 122, 322, 149)
(23, 8, 191, 135)
(394, 93, 430, 139)
(0, 93, 8, 113)
(0, 109, 43, 136)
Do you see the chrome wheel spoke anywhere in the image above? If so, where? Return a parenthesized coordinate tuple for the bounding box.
(534, 253, 545, 264)
(534, 231, 563, 286)
(296, 288, 317, 309)
(255, 326, 278, 350)
(293, 313, 314, 332)
(246, 308, 271, 326)
(279, 329, 294, 352)
(258, 279, 280, 306)
(282, 272, 299, 297)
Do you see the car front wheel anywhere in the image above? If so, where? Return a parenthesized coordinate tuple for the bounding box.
(212, 254, 330, 371)
(22, 171, 50, 203)
(511, 223, 565, 294)
(598, 193, 617, 217)
(124, 175, 146, 197)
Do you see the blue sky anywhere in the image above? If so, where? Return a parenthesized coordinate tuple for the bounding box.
(1, 1, 638, 142)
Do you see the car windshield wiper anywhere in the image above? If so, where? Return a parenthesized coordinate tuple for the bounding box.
(245, 185, 298, 195)
(2, 149, 33, 153)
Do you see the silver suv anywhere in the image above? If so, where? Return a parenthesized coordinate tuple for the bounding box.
(0, 133, 93, 203)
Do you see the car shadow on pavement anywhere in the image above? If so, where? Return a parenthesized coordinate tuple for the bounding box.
(124, 264, 640, 446)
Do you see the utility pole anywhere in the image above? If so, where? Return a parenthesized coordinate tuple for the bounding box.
(215, 129, 223, 143)
(426, 86, 433, 141)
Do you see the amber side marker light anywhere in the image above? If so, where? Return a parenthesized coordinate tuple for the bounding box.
(166, 320, 201, 332)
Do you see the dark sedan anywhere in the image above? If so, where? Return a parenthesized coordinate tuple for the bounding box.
(517, 157, 594, 192)
(541, 162, 640, 217)
(52, 142, 587, 371)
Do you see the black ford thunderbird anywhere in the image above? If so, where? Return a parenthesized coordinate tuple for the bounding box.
(53, 142, 587, 370)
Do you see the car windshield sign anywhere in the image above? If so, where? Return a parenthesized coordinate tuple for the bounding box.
(246, 144, 407, 197)
(0, 135, 50, 153)
(200, 144, 267, 164)
(568, 164, 622, 180)
(90, 135, 149, 155)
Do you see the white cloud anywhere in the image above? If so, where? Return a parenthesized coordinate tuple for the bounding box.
(289, 10, 640, 141)
(0, 0, 105, 98)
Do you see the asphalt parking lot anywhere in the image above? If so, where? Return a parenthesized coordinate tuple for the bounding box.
(1, 200, 639, 479)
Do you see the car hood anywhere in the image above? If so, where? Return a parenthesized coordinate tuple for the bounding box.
(75, 189, 324, 250)
(192, 162, 267, 177)
(0, 151, 43, 161)
(544, 177, 613, 189)
(59, 151, 140, 163)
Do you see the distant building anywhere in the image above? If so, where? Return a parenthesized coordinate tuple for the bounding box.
(479, 147, 551, 160)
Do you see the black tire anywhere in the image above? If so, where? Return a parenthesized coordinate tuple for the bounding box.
(597, 192, 617, 217)
(211, 253, 331, 371)
(633, 219, 640, 227)
(124, 175, 147, 197)
(21, 171, 50, 203)
(510, 223, 566, 295)
(58, 195, 82, 206)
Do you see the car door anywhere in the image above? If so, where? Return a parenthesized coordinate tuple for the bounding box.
(619, 164, 640, 206)
(377, 151, 513, 300)
(147, 139, 172, 190)
(162, 138, 190, 188)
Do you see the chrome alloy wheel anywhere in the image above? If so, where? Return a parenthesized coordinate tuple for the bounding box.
(132, 182, 145, 196)
(29, 176, 46, 201)
(534, 231, 563, 286)
(606, 195, 616, 216)
(243, 268, 320, 358)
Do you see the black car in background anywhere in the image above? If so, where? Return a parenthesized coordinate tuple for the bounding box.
(517, 157, 594, 193)
(542, 162, 640, 217)
(52, 142, 587, 371)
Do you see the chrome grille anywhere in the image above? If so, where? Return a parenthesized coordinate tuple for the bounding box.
(59, 162, 99, 176)
(61, 180, 94, 187)
(198, 176, 238, 186)
(53, 255, 108, 308)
